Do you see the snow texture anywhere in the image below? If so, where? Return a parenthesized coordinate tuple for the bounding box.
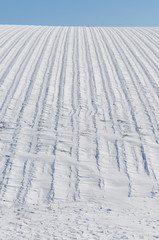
(0, 25, 159, 239)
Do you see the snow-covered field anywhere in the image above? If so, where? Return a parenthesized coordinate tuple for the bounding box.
(0, 25, 159, 239)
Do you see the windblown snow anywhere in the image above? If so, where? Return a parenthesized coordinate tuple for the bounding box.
(0, 25, 159, 239)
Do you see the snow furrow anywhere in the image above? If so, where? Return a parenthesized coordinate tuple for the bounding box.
(0, 27, 56, 203)
(0, 26, 159, 206)
(104, 28, 159, 195)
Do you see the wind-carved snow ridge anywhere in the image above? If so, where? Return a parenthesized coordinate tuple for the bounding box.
(0, 25, 159, 239)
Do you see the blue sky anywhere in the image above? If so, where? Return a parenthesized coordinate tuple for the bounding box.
(0, 0, 158, 26)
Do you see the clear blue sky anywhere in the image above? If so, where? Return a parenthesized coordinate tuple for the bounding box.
(0, 0, 158, 27)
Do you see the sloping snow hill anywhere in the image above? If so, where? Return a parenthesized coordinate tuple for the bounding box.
(0, 25, 159, 239)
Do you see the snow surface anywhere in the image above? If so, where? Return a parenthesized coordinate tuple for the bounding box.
(0, 25, 159, 239)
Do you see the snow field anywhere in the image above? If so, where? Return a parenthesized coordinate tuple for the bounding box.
(0, 25, 159, 239)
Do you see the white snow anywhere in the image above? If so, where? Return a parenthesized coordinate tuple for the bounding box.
(0, 25, 159, 239)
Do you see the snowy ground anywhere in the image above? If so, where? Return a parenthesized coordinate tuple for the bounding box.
(0, 25, 159, 239)
(0, 198, 159, 239)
